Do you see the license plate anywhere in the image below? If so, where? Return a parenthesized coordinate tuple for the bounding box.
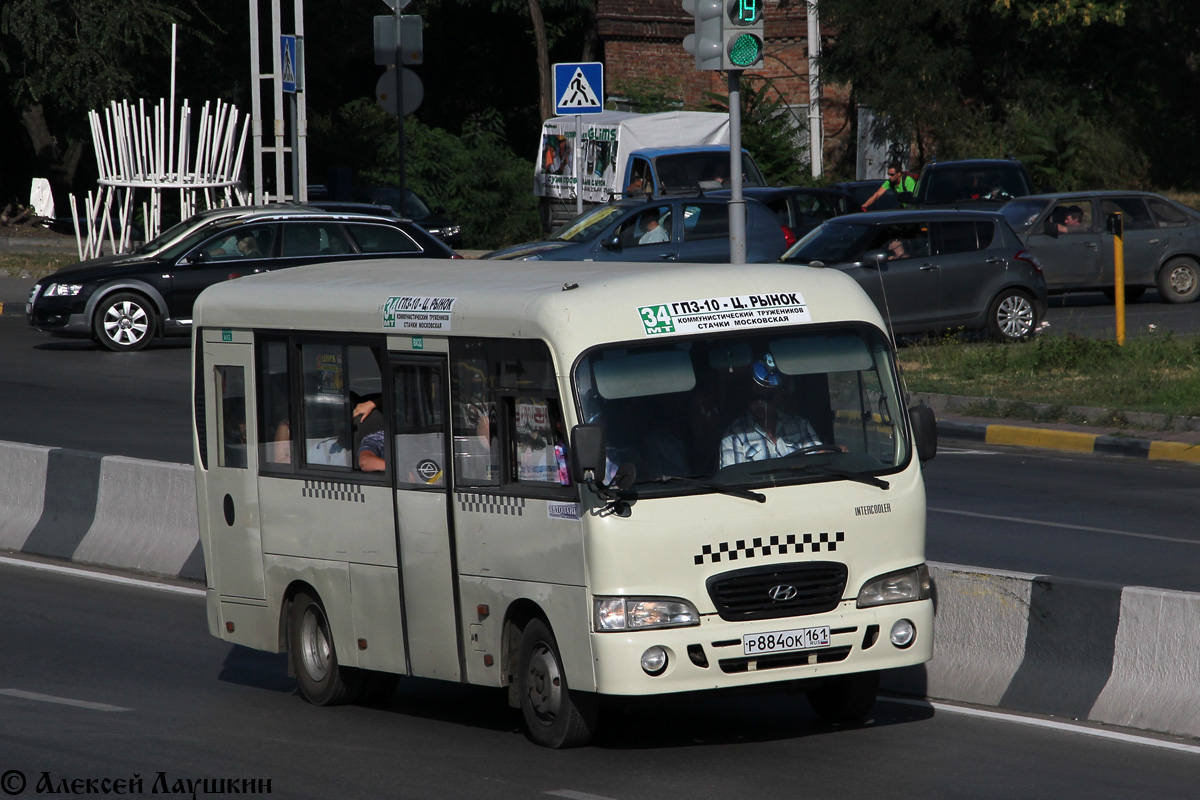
(742, 625, 831, 656)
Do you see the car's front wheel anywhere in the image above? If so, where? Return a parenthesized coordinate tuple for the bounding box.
(986, 289, 1038, 342)
(93, 292, 157, 352)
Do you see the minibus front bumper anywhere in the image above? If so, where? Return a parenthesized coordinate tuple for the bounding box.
(588, 597, 933, 696)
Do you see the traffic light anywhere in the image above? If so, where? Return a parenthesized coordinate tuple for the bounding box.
(682, 0, 764, 71)
(682, 0, 725, 71)
(726, 0, 764, 70)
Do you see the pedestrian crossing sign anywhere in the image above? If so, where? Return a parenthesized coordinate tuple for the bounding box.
(553, 62, 604, 116)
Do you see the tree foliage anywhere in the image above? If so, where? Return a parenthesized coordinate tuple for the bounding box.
(820, 0, 1200, 189)
(309, 100, 542, 249)
(706, 77, 811, 187)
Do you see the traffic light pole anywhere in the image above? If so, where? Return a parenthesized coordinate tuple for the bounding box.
(728, 69, 746, 265)
(394, 17, 406, 215)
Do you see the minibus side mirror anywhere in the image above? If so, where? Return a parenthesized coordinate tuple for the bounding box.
(909, 404, 938, 462)
(570, 424, 607, 484)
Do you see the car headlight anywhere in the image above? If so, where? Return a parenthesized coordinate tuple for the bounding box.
(856, 564, 931, 608)
(594, 597, 700, 631)
(45, 283, 83, 297)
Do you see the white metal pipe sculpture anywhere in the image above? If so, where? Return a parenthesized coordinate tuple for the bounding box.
(70, 96, 250, 259)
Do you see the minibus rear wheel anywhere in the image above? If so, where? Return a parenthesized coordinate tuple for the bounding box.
(806, 670, 879, 724)
(288, 591, 363, 705)
(517, 618, 598, 748)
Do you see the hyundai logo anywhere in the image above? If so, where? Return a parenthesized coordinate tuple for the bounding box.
(768, 584, 798, 602)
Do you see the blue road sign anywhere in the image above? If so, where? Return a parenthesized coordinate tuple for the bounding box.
(553, 62, 604, 116)
(281, 35, 298, 94)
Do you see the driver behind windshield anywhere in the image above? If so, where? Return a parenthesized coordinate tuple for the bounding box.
(718, 354, 825, 467)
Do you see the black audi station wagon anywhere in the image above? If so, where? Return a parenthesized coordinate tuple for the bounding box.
(27, 209, 457, 351)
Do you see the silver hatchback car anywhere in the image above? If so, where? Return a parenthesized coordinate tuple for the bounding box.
(781, 210, 1048, 342)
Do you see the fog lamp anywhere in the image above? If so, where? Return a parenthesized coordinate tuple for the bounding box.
(640, 646, 668, 676)
(890, 619, 916, 648)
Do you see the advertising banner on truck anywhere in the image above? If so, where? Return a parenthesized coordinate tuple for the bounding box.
(534, 111, 729, 204)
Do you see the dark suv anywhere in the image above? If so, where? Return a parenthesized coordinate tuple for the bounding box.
(27, 209, 456, 351)
(914, 158, 1038, 209)
(781, 209, 1048, 341)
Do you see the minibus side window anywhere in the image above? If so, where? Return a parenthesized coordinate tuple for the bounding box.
(451, 344, 499, 485)
(300, 343, 353, 469)
(259, 338, 293, 468)
(392, 362, 446, 488)
(215, 365, 247, 469)
(509, 396, 569, 486)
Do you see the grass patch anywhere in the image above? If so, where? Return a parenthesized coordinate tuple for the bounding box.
(901, 332, 1200, 419)
(0, 253, 74, 279)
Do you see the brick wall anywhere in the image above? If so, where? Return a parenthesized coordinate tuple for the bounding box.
(597, 0, 854, 172)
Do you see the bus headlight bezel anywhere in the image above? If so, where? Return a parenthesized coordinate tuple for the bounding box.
(594, 597, 700, 632)
(856, 564, 932, 609)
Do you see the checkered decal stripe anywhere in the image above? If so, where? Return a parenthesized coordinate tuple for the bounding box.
(694, 532, 845, 565)
(302, 480, 366, 503)
(456, 492, 525, 516)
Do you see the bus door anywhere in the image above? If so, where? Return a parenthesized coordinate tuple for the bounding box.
(201, 330, 265, 600)
(389, 356, 463, 681)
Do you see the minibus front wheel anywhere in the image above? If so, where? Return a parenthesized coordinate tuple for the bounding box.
(288, 590, 363, 706)
(517, 618, 598, 748)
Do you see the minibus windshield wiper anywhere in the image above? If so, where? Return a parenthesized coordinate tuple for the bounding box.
(752, 462, 890, 490)
(651, 475, 766, 503)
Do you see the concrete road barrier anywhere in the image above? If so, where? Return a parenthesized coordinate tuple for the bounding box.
(884, 563, 1200, 741)
(2, 438, 1198, 741)
(0, 440, 202, 580)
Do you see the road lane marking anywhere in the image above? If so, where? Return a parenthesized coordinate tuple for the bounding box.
(546, 792, 617, 800)
(882, 697, 1200, 756)
(0, 555, 205, 597)
(0, 689, 132, 712)
(928, 507, 1199, 546)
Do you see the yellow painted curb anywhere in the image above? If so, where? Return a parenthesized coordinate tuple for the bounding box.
(985, 425, 1097, 452)
(1148, 440, 1200, 463)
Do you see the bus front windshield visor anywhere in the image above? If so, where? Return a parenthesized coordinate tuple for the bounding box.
(574, 327, 910, 495)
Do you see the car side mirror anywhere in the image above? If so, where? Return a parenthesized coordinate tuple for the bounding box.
(1042, 218, 1058, 236)
(186, 250, 208, 264)
(863, 250, 888, 268)
(909, 404, 938, 462)
(602, 235, 622, 251)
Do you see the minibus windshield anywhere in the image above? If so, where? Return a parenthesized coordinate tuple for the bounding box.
(574, 326, 909, 495)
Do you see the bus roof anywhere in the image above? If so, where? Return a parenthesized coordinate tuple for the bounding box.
(192, 258, 887, 355)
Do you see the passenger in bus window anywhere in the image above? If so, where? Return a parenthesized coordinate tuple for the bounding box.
(357, 429, 386, 472)
(718, 355, 825, 467)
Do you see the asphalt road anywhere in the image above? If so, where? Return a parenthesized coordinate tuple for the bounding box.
(923, 443, 1200, 592)
(2, 559, 1197, 799)
(0, 316, 192, 463)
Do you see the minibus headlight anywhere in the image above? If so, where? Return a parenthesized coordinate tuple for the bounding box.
(594, 597, 700, 631)
(856, 564, 931, 608)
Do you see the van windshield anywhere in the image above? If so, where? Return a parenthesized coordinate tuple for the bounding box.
(574, 326, 909, 495)
(655, 152, 766, 193)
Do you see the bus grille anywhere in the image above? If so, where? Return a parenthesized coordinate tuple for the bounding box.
(706, 562, 848, 621)
(718, 645, 852, 674)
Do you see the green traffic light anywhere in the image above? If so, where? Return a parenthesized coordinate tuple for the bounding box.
(728, 32, 762, 67)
